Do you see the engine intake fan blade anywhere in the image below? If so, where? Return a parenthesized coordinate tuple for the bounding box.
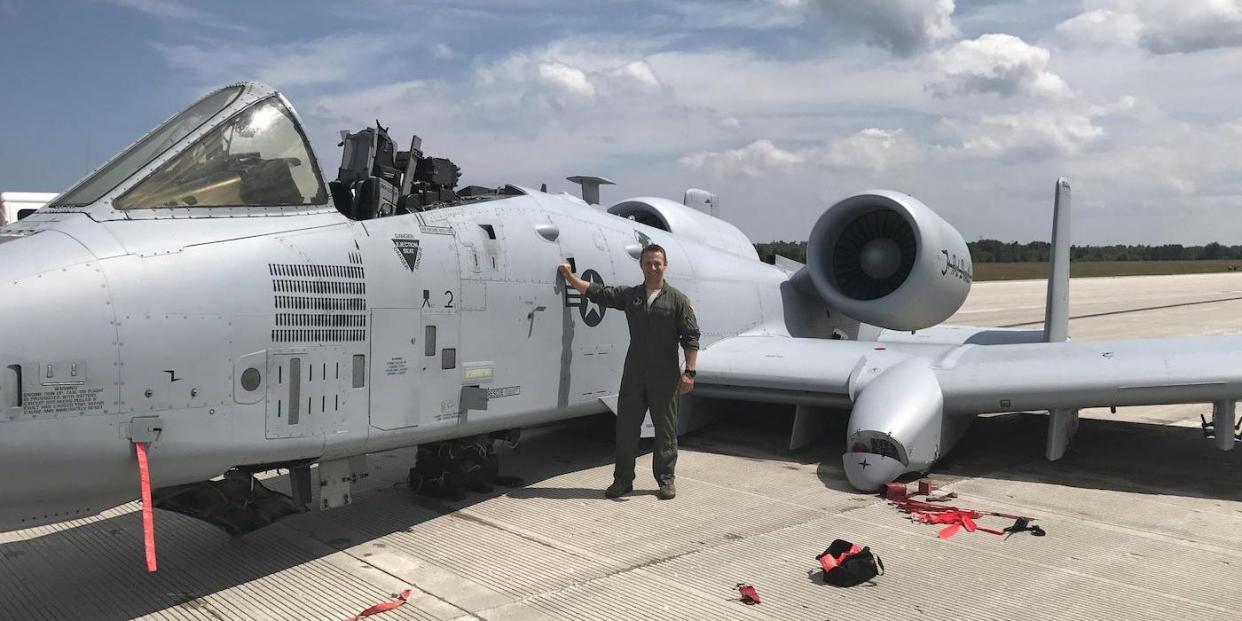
(831, 209, 917, 300)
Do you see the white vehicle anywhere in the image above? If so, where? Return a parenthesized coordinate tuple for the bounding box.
(0, 192, 57, 225)
(2, 82, 1240, 546)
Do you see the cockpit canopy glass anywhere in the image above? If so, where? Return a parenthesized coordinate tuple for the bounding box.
(55, 86, 243, 206)
(115, 97, 327, 209)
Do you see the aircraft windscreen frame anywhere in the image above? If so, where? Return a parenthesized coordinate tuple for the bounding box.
(54, 86, 244, 207)
(113, 96, 329, 210)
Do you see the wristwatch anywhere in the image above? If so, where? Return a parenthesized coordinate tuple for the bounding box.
(683, 369, 697, 378)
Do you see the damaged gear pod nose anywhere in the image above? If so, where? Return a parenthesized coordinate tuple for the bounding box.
(842, 451, 906, 491)
(844, 357, 964, 491)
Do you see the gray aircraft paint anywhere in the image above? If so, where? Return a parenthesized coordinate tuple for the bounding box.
(1, 82, 1238, 533)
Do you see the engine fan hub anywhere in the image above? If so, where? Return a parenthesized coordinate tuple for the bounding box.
(859, 238, 902, 280)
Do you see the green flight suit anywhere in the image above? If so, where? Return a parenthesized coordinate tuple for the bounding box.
(587, 281, 700, 485)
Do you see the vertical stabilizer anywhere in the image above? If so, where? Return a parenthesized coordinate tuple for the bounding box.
(1044, 178, 1078, 460)
(1043, 178, 1071, 343)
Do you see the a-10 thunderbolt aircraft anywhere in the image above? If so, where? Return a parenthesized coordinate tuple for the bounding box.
(2, 81, 1240, 540)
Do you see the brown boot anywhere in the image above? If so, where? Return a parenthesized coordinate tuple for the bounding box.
(657, 482, 676, 500)
(605, 480, 633, 498)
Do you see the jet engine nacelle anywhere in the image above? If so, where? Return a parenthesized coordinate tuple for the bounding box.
(607, 197, 758, 261)
(805, 191, 972, 331)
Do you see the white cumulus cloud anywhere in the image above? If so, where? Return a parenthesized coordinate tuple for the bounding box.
(1056, 9, 1144, 48)
(1058, 1, 1242, 54)
(476, 53, 666, 114)
(944, 111, 1104, 159)
(930, 34, 1070, 99)
(537, 62, 598, 100)
(822, 128, 923, 172)
(679, 139, 809, 178)
(681, 128, 922, 178)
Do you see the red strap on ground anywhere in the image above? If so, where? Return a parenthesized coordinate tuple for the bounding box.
(817, 544, 861, 571)
(737, 583, 760, 605)
(134, 441, 157, 572)
(349, 590, 412, 620)
(887, 482, 1024, 539)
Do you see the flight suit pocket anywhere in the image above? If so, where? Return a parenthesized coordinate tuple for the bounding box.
(649, 306, 673, 319)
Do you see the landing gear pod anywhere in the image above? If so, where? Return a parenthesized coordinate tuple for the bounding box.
(843, 358, 969, 490)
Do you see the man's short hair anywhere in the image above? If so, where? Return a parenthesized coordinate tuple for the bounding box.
(641, 244, 667, 262)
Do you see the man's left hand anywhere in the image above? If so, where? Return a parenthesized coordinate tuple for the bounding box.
(678, 372, 694, 394)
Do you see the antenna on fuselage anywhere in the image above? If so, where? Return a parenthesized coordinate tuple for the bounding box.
(566, 176, 615, 205)
(683, 188, 718, 217)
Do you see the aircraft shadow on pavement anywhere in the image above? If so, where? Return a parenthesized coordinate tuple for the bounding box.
(682, 399, 1242, 502)
(937, 411, 1242, 502)
(3, 405, 1237, 619)
(0, 414, 620, 621)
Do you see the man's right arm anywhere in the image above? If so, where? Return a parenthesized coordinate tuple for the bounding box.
(558, 262, 627, 309)
(559, 262, 590, 295)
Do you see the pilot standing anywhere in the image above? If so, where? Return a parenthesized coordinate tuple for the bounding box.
(559, 244, 700, 500)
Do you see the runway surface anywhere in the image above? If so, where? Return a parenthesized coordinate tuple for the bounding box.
(2, 272, 1240, 620)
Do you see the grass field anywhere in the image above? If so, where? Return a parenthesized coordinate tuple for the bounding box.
(974, 260, 1242, 281)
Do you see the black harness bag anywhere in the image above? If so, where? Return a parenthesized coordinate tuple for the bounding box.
(816, 539, 884, 587)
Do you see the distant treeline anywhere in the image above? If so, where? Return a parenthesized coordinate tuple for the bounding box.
(754, 240, 1242, 264)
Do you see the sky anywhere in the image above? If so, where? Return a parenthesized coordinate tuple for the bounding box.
(2, 0, 1241, 244)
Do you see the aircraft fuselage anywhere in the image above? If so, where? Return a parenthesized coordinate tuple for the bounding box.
(0, 192, 786, 530)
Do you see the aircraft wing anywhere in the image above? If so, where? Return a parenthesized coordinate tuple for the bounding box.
(696, 333, 1242, 415)
(692, 334, 953, 408)
(934, 335, 1242, 414)
(695, 333, 1242, 488)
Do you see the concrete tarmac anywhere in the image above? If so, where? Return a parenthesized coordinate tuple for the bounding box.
(1, 273, 1240, 620)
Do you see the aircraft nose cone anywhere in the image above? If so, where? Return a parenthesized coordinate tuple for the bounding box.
(842, 452, 906, 491)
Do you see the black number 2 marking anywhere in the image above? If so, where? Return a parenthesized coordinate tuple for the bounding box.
(444, 290, 455, 308)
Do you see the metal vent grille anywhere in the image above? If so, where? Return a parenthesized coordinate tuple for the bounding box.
(272, 329, 367, 343)
(273, 280, 366, 295)
(274, 296, 366, 311)
(269, 260, 367, 344)
(269, 264, 364, 279)
(276, 313, 367, 327)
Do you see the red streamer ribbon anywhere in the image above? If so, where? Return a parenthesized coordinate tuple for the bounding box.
(349, 589, 413, 620)
(134, 441, 157, 572)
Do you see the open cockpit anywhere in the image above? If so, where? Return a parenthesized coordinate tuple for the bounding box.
(35, 81, 521, 224)
(328, 122, 524, 221)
